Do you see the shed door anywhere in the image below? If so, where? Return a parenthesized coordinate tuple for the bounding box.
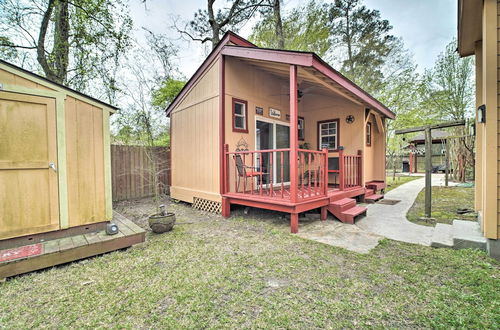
(0, 91, 59, 240)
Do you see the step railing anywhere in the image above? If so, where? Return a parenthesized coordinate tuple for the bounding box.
(338, 147, 363, 190)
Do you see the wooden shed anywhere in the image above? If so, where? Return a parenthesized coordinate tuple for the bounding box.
(166, 32, 394, 233)
(0, 60, 144, 278)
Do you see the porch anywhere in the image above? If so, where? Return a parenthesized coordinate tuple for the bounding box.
(222, 145, 372, 232)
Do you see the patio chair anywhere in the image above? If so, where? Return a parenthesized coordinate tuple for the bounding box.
(234, 154, 267, 192)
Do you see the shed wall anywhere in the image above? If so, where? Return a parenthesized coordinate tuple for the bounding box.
(169, 59, 221, 203)
(0, 65, 112, 239)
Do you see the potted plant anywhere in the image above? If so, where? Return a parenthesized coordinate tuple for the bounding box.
(149, 204, 175, 233)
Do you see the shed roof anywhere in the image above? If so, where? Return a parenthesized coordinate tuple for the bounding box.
(0, 59, 119, 110)
(410, 130, 449, 143)
(165, 31, 395, 119)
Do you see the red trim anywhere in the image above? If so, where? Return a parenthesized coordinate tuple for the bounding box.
(289, 65, 299, 203)
(311, 57, 395, 119)
(298, 116, 305, 141)
(366, 122, 372, 147)
(317, 118, 340, 152)
(219, 55, 226, 195)
(166, 32, 255, 116)
(219, 44, 395, 119)
(231, 98, 249, 133)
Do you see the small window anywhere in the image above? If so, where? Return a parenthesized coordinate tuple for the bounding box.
(318, 119, 339, 151)
(366, 122, 372, 146)
(232, 98, 248, 133)
(298, 116, 305, 140)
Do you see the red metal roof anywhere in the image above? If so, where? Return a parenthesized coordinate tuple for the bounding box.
(166, 31, 395, 119)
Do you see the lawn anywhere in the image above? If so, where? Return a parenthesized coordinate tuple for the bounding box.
(0, 199, 498, 328)
(407, 186, 476, 226)
(385, 175, 421, 192)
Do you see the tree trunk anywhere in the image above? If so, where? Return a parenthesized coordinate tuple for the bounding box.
(273, 0, 284, 49)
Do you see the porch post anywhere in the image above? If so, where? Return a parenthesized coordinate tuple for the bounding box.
(289, 65, 298, 204)
(339, 146, 345, 191)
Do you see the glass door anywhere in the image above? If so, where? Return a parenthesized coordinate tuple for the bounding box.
(275, 123, 290, 183)
(256, 120, 273, 185)
(255, 118, 290, 185)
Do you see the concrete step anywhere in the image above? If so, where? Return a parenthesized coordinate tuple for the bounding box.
(330, 198, 356, 212)
(431, 223, 453, 248)
(452, 220, 487, 251)
(365, 193, 384, 203)
(341, 206, 367, 224)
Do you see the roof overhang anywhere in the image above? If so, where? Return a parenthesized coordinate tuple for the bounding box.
(165, 32, 256, 116)
(220, 45, 395, 119)
(457, 0, 482, 57)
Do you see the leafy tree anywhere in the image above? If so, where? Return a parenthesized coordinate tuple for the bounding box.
(421, 39, 475, 121)
(250, 0, 331, 57)
(178, 0, 273, 49)
(0, 0, 132, 89)
(152, 79, 186, 110)
(327, 0, 397, 94)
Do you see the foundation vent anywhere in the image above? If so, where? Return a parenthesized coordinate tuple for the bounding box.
(193, 197, 222, 214)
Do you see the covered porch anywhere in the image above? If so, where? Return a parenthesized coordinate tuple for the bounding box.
(220, 52, 389, 232)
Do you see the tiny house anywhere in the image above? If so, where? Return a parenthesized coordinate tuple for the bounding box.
(166, 32, 395, 233)
(0, 60, 144, 278)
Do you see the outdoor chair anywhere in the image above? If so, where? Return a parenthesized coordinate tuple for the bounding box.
(234, 154, 267, 192)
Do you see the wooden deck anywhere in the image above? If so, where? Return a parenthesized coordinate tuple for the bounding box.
(0, 212, 145, 279)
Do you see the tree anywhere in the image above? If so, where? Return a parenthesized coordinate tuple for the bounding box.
(250, 0, 331, 57)
(420, 39, 475, 181)
(152, 79, 186, 110)
(0, 0, 132, 88)
(327, 0, 397, 94)
(178, 0, 273, 49)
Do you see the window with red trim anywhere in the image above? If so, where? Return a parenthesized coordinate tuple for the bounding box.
(232, 98, 248, 133)
(366, 122, 372, 146)
(318, 119, 339, 151)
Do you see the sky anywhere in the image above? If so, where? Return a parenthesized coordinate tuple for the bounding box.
(129, 0, 458, 78)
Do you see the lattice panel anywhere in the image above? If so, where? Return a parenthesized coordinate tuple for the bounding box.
(193, 197, 222, 214)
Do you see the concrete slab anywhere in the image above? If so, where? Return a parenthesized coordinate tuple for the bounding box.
(431, 223, 453, 248)
(453, 220, 487, 250)
(298, 220, 383, 254)
(487, 238, 500, 261)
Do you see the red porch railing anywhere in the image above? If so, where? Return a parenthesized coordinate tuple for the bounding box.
(224, 145, 328, 201)
(338, 148, 363, 190)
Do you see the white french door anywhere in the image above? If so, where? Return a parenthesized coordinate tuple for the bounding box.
(255, 116, 290, 185)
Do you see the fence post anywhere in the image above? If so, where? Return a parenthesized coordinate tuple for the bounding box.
(339, 146, 344, 191)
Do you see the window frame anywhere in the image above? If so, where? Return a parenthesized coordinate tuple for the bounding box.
(298, 116, 305, 141)
(232, 98, 248, 133)
(317, 118, 340, 152)
(366, 122, 372, 147)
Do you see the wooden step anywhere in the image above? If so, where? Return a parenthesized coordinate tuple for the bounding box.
(340, 206, 367, 224)
(365, 193, 384, 203)
(330, 198, 356, 212)
(365, 188, 374, 197)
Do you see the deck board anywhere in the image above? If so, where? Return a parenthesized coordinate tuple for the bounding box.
(0, 216, 145, 279)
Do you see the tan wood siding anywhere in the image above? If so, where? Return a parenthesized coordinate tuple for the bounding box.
(0, 68, 54, 91)
(65, 96, 106, 227)
(170, 59, 220, 203)
(0, 92, 59, 239)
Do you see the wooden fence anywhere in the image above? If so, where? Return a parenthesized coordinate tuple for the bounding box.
(111, 145, 170, 201)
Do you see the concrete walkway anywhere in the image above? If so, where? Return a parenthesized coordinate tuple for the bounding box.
(299, 174, 457, 252)
(357, 174, 456, 246)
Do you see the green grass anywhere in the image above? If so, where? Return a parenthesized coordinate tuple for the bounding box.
(407, 186, 476, 226)
(385, 175, 421, 192)
(0, 200, 498, 328)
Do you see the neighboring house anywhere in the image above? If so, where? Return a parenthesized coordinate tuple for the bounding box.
(458, 0, 500, 257)
(0, 60, 144, 278)
(406, 130, 448, 173)
(166, 32, 395, 233)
